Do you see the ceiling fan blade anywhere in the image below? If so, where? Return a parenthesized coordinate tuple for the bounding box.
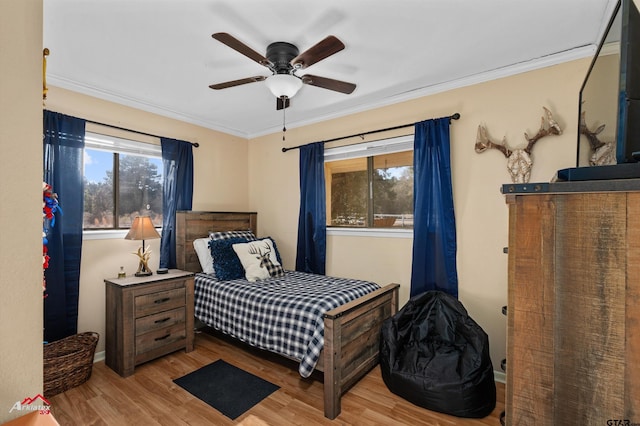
(212, 32, 271, 67)
(276, 96, 290, 110)
(209, 76, 266, 90)
(301, 74, 356, 94)
(291, 35, 345, 69)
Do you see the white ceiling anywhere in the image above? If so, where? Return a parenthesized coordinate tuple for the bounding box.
(43, 0, 617, 139)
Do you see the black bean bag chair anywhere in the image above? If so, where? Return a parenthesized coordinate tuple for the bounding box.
(380, 291, 496, 418)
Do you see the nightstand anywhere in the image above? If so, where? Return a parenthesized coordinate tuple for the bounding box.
(105, 269, 195, 377)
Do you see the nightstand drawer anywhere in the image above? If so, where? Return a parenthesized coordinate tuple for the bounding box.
(135, 307, 185, 335)
(135, 323, 186, 356)
(135, 287, 185, 317)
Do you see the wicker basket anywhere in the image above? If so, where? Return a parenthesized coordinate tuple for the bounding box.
(43, 331, 99, 397)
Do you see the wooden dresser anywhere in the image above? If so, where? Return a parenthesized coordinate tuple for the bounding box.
(105, 269, 195, 377)
(504, 180, 640, 425)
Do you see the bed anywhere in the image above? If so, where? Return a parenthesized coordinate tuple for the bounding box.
(175, 211, 400, 419)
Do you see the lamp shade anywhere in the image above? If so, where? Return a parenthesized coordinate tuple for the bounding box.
(264, 74, 303, 99)
(124, 216, 160, 241)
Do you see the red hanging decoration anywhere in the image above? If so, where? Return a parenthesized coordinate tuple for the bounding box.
(43, 182, 60, 297)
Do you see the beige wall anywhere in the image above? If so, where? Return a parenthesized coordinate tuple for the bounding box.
(0, 0, 44, 422)
(45, 86, 251, 355)
(249, 58, 591, 373)
(35, 57, 589, 387)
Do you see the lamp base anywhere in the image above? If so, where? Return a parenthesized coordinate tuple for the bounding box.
(135, 271, 153, 277)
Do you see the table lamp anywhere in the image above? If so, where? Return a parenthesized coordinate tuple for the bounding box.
(124, 216, 161, 276)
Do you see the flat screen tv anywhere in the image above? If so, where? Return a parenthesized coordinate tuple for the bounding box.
(561, 0, 640, 181)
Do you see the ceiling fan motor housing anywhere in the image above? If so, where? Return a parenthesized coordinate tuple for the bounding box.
(267, 42, 299, 74)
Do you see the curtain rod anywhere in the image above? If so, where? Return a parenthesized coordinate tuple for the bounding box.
(281, 113, 460, 152)
(85, 119, 200, 148)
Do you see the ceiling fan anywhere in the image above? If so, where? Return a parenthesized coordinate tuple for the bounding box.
(209, 32, 356, 110)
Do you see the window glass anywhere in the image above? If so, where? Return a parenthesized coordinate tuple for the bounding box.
(325, 147, 413, 229)
(83, 137, 163, 230)
(117, 154, 163, 227)
(84, 148, 115, 228)
(326, 157, 368, 227)
(372, 151, 413, 228)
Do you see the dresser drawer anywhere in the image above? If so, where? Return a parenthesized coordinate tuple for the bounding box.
(135, 287, 185, 317)
(135, 307, 185, 335)
(135, 323, 186, 356)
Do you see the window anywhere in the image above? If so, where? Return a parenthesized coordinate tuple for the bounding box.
(325, 135, 413, 229)
(83, 132, 163, 230)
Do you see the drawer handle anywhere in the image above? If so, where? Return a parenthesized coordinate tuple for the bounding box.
(154, 317, 171, 324)
(154, 297, 170, 304)
(155, 333, 171, 341)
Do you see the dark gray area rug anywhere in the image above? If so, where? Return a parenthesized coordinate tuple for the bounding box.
(173, 359, 280, 420)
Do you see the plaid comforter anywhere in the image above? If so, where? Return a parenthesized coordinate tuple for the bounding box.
(194, 270, 380, 377)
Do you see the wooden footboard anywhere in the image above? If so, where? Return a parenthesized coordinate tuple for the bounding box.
(322, 282, 400, 419)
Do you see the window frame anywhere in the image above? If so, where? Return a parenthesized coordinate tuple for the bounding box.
(83, 132, 163, 237)
(325, 135, 414, 238)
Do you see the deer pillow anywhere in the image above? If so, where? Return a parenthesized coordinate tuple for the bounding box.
(232, 238, 285, 282)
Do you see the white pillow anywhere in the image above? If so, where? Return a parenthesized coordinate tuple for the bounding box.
(232, 238, 284, 282)
(193, 238, 215, 275)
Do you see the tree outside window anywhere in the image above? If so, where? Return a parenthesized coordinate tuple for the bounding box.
(326, 150, 413, 229)
(84, 148, 163, 229)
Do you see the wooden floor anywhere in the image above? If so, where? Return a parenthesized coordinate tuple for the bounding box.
(49, 330, 505, 425)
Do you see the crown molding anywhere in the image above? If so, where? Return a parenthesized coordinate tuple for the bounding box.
(250, 44, 597, 138)
(47, 74, 251, 138)
(49, 45, 596, 141)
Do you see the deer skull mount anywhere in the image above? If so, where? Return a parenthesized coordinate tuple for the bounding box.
(474, 107, 563, 183)
(579, 111, 616, 166)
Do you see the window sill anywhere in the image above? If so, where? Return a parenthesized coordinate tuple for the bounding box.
(83, 229, 163, 240)
(327, 227, 413, 239)
(83, 229, 129, 240)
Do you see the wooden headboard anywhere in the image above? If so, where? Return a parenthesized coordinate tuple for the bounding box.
(175, 211, 257, 273)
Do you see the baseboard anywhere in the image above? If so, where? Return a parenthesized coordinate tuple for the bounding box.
(92, 348, 508, 385)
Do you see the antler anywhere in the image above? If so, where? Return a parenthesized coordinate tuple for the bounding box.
(248, 242, 271, 257)
(524, 106, 562, 154)
(475, 124, 512, 158)
(474, 107, 563, 184)
(579, 111, 607, 151)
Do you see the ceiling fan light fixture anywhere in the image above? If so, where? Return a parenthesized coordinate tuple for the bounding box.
(265, 74, 303, 99)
